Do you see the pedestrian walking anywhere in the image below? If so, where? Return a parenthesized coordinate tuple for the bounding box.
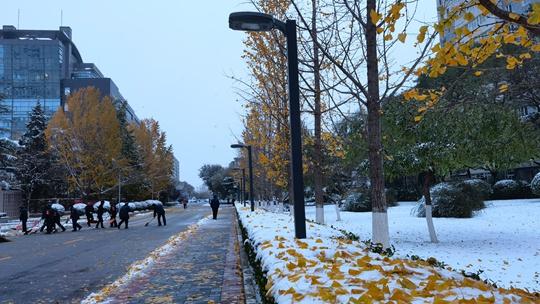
(182, 198, 187, 209)
(70, 206, 82, 231)
(118, 203, 130, 229)
(44, 205, 55, 234)
(19, 205, 28, 235)
(54, 208, 66, 232)
(153, 203, 166, 226)
(95, 200, 105, 229)
(109, 204, 118, 228)
(85, 202, 94, 227)
(39, 205, 48, 232)
(210, 195, 220, 220)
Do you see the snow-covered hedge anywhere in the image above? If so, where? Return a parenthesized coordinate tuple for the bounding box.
(71, 200, 163, 215)
(530, 173, 540, 196)
(342, 189, 398, 212)
(116, 200, 162, 212)
(51, 203, 65, 214)
(236, 205, 538, 303)
(461, 179, 492, 200)
(492, 179, 532, 200)
(414, 181, 486, 218)
(93, 201, 111, 211)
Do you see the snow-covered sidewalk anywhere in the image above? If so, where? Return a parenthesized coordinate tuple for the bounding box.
(305, 199, 540, 291)
(237, 205, 539, 303)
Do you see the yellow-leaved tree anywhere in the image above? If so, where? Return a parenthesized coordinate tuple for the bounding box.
(46, 87, 123, 198)
(131, 118, 173, 200)
(236, 0, 293, 201)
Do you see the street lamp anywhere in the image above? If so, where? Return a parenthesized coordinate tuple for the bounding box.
(229, 12, 307, 238)
(232, 167, 246, 207)
(231, 144, 255, 212)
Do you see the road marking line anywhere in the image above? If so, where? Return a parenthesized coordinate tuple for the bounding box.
(0, 256, 12, 262)
(64, 237, 84, 245)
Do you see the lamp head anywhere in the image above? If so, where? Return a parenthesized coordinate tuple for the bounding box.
(230, 143, 246, 149)
(229, 12, 276, 32)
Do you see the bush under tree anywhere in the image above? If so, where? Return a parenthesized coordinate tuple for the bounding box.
(492, 179, 532, 200)
(414, 181, 486, 218)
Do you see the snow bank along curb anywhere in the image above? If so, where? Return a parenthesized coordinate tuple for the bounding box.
(236, 206, 539, 303)
(81, 216, 211, 304)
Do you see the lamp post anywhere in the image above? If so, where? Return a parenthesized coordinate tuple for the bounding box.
(232, 167, 246, 207)
(231, 144, 255, 212)
(229, 12, 307, 238)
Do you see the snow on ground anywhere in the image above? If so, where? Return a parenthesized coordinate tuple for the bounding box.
(81, 216, 211, 304)
(305, 199, 540, 291)
(237, 205, 538, 303)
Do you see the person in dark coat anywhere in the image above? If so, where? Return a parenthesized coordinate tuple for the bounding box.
(182, 198, 188, 209)
(153, 204, 166, 226)
(70, 206, 82, 231)
(210, 195, 220, 220)
(54, 208, 66, 232)
(19, 206, 28, 235)
(109, 204, 118, 228)
(95, 200, 105, 229)
(118, 203, 130, 229)
(44, 205, 56, 234)
(39, 205, 48, 232)
(85, 202, 94, 227)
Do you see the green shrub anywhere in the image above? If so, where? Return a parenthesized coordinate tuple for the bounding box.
(461, 179, 492, 210)
(414, 181, 486, 218)
(396, 187, 420, 201)
(530, 173, 540, 196)
(342, 188, 398, 212)
(492, 179, 532, 199)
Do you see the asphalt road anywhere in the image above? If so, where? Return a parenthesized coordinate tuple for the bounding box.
(0, 204, 211, 304)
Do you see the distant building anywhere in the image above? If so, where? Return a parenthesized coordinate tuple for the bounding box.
(172, 156, 180, 182)
(61, 78, 139, 123)
(0, 25, 139, 138)
(437, 0, 535, 44)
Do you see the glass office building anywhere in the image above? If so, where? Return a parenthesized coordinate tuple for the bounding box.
(0, 25, 81, 138)
(0, 25, 138, 139)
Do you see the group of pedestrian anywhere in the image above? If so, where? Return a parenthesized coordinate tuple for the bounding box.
(19, 200, 141, 235)
(25, 204, 66, 234)
(77, 200, 131, 230)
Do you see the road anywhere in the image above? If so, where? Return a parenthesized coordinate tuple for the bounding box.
(0, 205, 210, 304)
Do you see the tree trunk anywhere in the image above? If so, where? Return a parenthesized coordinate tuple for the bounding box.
(312, 0, 325, 225)
(366, 0, 389, 248)
(334, 201, 341, 221)
(422, 170, 439, 243)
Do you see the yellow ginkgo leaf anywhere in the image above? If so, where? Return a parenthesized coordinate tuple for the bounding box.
(464, 12, 475, 22)
(370, 9, 382, 25)
(527, 3, 540, 25)
(417, 26, 428, 43)
(414, 116, 423, 122)
(398, 32, 407, 43)
(509, 13, 520, 20)
(384, 34, 393, 41)
(474, 71, 483, 76)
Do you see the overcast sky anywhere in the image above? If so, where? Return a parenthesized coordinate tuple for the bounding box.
(1, 1, 253, 187)
(1, 1, 437, 188)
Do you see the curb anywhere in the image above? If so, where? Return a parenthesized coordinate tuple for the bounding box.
(234, 208, 262, 304)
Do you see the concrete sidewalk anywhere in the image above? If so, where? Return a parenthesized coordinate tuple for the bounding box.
(105, 206, 245, 304)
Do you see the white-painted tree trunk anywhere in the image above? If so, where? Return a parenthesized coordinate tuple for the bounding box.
(425, 205, 439, 243)
(315, 206, 325, 224)
(334, 202, 341, 221)
(372, 212, 390, 248)
(290, 204, 294, 218)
